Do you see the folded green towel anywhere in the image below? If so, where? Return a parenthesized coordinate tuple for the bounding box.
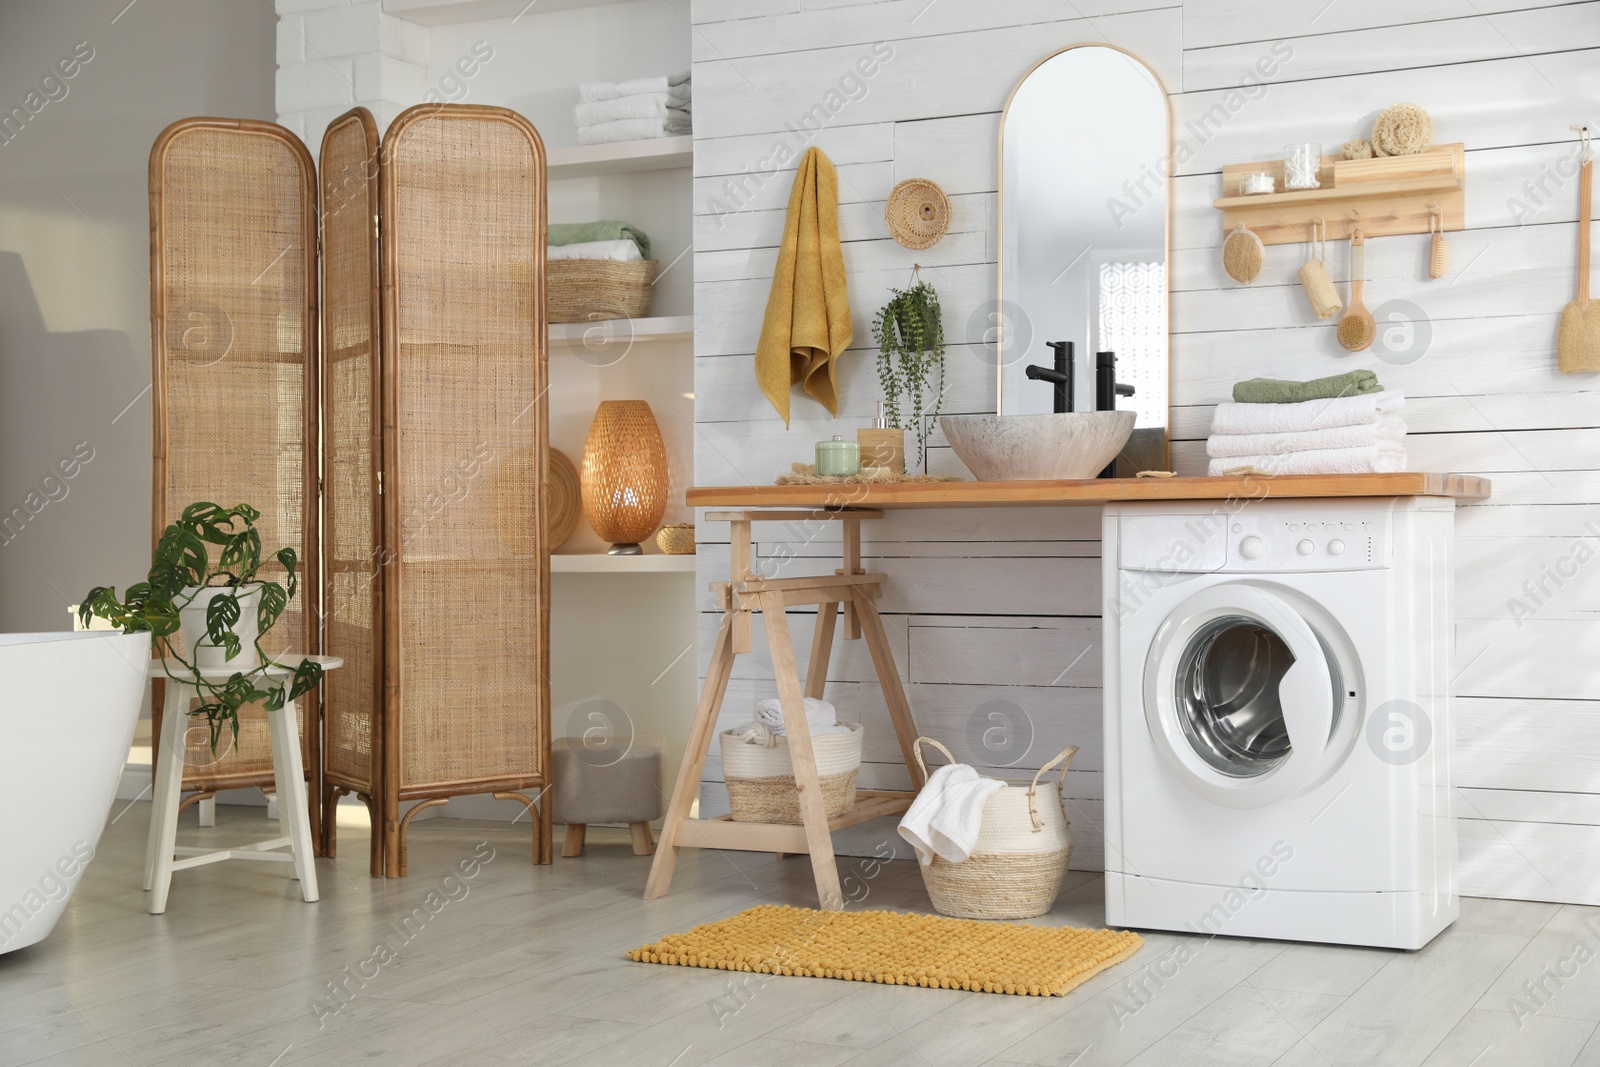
(548, 220, 650, 259)
(1232, 371, 1382, 404)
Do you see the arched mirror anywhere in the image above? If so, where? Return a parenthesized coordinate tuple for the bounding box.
(998, 45, 1170, 476)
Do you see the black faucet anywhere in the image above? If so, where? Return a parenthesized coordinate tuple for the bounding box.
(1095, 351, 1135, 479)
(1024, 341, 1074, 413)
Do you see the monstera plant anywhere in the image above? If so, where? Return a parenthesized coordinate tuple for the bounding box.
(80, 501, 321, 752)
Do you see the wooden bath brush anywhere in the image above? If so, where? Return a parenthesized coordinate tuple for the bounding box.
(1428, 203, 1449, 279)
(1559, 125, 1600, 373)
(1222, 224, 1264, 284)
(1338, 231, 1375, 352)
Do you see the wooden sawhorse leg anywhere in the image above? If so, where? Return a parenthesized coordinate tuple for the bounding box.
(643, 509, 926, 911)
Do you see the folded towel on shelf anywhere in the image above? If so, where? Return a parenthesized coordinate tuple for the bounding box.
(753, 696, 850, 737)
(1207, 442, 1408, 477)
(548, 220, 650, 259)
(579, 72, 690, 103)
(574, 96, 690, 126)
(757, 147, 851, 426)
(1206, 414, 1406, 459)
(546, 239, 644, 263)
(577, 115, 692, 146)
(1232, 371, 1383, 404)
(897, 764, 1006, 866)
(1210, 390, 1405, 435)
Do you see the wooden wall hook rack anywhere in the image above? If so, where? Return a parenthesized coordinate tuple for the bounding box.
(1214, 143, 1465, 246)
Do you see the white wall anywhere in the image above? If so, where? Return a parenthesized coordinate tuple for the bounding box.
(690, 0, 1600, 903)
(275, 0, 701, 818)
(0, 0, 277, 637)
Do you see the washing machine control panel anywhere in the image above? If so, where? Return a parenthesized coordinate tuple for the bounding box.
(1226, 515, 1387, 570)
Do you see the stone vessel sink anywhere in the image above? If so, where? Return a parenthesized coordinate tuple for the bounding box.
(940, 411, 1136, 481)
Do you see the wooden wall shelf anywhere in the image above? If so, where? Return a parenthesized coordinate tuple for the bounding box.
(1214, 143, 1464, 245)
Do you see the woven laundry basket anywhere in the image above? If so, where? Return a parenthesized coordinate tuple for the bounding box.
(547, 259, 657, 323)
(913, 737, 1078, 920)
(721, 721, 862, 824)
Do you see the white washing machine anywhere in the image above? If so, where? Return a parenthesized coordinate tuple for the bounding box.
(1102, 496, 1457, 950)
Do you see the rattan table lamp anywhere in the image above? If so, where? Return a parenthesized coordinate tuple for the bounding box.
(581, 400, 668, 554)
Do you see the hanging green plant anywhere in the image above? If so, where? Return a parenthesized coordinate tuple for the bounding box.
(871, 277, 946, 468)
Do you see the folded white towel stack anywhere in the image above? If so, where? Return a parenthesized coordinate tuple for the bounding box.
(897, 764, 1005, 866)
(1207, 390, 1409, 476)
(545, 239, 643, 263)
(753, 696, 850, 737)
(574, 72, 690, 145)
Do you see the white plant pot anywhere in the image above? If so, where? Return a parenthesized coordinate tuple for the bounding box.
(178, 584, 263, 670)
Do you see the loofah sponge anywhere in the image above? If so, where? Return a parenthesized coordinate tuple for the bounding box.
(1372, 103, 1432, 157)
(1342, 139, 1374, 160)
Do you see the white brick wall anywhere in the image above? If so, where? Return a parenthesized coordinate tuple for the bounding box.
(275, 1, 428, 150)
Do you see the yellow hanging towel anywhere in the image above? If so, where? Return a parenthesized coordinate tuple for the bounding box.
(756, 147, 852, 425)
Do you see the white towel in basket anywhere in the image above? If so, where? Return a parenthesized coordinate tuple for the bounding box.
(753, 696, 850, 737)
(898, 764, 1006, 867)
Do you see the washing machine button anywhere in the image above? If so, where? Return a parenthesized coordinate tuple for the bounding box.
(1328, 539, 1345, 556)
(1239, 535, 1266, 560)
(1297, 539, 1314, 556)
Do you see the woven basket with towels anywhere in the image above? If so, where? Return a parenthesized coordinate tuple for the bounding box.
(720, 719, 862, 825)
(907, 737, 1078, 920)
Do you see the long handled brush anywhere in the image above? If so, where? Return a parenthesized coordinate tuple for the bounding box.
(1560, 125, 1600, 373)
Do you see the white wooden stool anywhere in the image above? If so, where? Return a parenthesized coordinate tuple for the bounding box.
(143, 655, 341, 914)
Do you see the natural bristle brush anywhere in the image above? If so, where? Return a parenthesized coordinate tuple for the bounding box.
(1337, 229, 1376, 352)
(1429, 202, 1448, 279)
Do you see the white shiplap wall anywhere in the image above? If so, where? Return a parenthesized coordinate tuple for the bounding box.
(690, 0, 1600, 903)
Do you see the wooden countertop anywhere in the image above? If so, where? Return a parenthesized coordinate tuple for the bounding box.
(686, 472, 1491, 510)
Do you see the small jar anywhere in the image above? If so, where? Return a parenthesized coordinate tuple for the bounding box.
(815, 434, 860, 476)
(1241, 172, 1275, 195)
(1283, 143, 1322, 190)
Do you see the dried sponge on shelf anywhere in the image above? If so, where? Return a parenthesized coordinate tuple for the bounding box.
(1372, 103, 1432, 157)
(1342, 139, 1374, 160)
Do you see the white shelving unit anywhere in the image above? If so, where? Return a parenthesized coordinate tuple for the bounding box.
(549, 314, 692, 347)
(550, 553, 695, 574)
(547, 136, 692, 180)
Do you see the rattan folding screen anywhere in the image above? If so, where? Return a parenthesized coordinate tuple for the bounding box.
(322, 104, 553, 875)
(149, 118, 322, 848)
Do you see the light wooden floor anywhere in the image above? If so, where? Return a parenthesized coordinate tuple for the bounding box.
(3, 804, 1599, 1067)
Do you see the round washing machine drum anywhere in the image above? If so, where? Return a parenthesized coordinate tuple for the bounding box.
(1144, 583, 1344, 809)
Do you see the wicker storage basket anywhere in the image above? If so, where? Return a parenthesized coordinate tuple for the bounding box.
(547, 258, 657, 323)
(721, 721, 862, 824)
(656, 523, 695, 555)
(913, 737, 1078, 920)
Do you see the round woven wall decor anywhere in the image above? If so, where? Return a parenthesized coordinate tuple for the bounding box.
(547, 448, 581, 550)
(885, 178, 951, 250)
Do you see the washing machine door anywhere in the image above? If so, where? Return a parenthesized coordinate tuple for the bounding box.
(1143, 583, 1339, 809)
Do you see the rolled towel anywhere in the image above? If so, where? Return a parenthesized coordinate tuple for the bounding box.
(579, 72, 690, 102)
(548, 220, 650, 259)
(897, 764, 1006, 866)
(576, 115, 691, 146)
(1210, 390, 1404, 436)
(1207, 414, 1406, 459)
(574, 95, 690, 126)
(1232, 371, 1383, 404)
(753, 696, 850, 737)
(1207, 442, 1408, 477)
(546, 239, 644, 263)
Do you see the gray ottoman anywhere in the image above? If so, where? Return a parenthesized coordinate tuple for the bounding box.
(552, 735, 665, 857)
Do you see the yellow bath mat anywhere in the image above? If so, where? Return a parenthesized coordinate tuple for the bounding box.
(626, 904, 1143, 997)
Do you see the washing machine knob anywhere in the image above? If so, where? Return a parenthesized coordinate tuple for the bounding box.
(1328, 539, 1345, 556)
(1239, 535, 1266, 560)
(1297, 539, 1315, 556)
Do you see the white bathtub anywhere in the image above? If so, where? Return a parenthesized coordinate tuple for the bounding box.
(0, 631, 149, 954)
